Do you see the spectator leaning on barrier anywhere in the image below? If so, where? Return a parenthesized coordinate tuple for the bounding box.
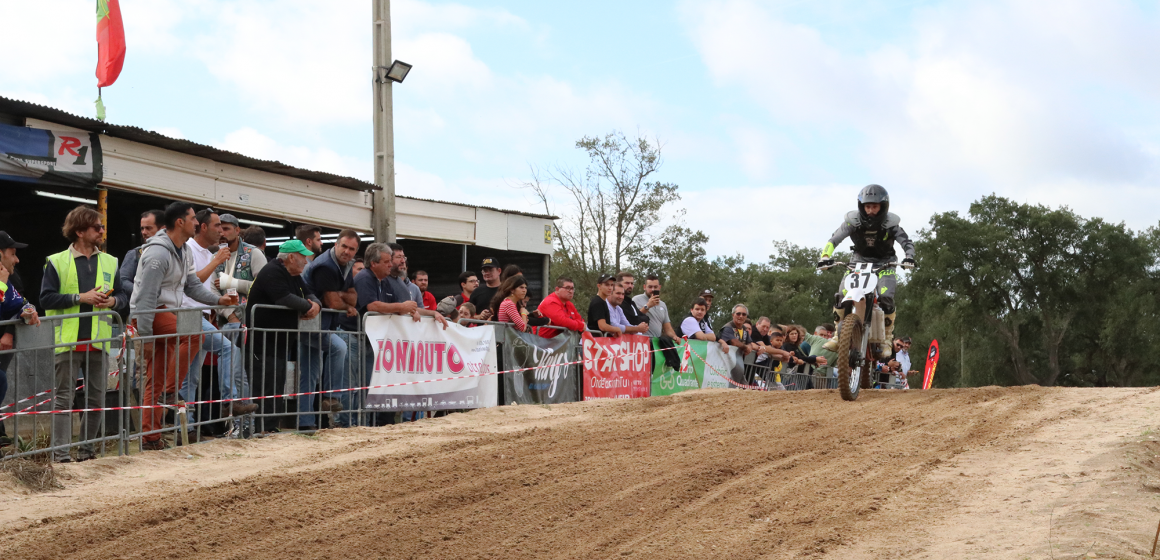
(534, 276, 584, 338)
(300, 229, 361, 429)
(752, 317, 795, 367)
(469, 257, 501, 320)
(782, 325, 824, 371)
(241, 226, 266, 252)
(586, 274, 618, 335)
(680, 297, 727, 352)
(719, 304, 759, 357)
(131, 202, 235, 451)
(245, 239, 322, 433)
(213, 213, 267, 326)
(615, 272, 649, 329)
(492, 275, 549, 333)
(610, 284, 648, 335)
(804, 323, 838, 374)
(179, 208, 257, 426)
(0, 232, 39, 447)
(457, 302, 476, 324)
(384, 243, 419, 306)
(354, 244, 448, 416)
(40, 206, 128, 462)
(631, 274, 678, 339)
(118, 209, 164, 299)
(413, 270, 437, 311)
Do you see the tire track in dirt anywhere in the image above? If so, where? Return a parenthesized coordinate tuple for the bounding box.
(0, 387, 1065, 559)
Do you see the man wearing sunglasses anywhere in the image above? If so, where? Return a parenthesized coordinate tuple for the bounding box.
(40, 205, 128, 462)
(719, 304, 759, 357)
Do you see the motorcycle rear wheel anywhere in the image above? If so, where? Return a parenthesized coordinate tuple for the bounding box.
(837, 313, 863, 401)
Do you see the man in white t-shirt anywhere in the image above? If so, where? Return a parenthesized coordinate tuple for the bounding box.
(179, 209, 257, 430)
(679, 297, 728, 353)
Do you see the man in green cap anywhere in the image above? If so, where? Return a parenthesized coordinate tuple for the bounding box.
(245, 238, 322, 432)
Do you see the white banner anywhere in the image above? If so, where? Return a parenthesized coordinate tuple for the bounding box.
(364, 314, 498, 411)
(697, 343, 739, 389)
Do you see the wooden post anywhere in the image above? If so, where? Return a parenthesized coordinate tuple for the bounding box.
(1151, 515, 1160, 556)
(96, 187, 108, 250)
(178, 406, 190, 448)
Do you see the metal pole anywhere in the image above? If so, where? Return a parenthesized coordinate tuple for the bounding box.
(372, 0, 396, 243)
(542, 254, 550, 299)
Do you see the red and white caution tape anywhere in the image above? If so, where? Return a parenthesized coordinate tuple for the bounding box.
(683, 342, 767, 391)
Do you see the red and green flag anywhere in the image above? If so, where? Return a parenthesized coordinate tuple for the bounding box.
(95, 0, 126, 120)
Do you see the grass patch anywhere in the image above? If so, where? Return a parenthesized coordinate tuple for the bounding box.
(0, 458, 63, 492)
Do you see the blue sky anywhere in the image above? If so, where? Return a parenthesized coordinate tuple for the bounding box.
(4, 0, 1160, 262)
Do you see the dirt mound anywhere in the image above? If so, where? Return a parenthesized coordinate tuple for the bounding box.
(1, 387, 1158, 559)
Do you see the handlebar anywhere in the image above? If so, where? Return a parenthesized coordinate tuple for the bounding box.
(818, 261, 902, 271)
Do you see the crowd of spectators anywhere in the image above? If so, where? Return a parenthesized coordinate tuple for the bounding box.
(0, 201, 919, 460)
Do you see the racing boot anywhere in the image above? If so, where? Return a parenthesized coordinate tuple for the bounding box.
(876, 312, 897, 359)
(822, 307, 845, 352)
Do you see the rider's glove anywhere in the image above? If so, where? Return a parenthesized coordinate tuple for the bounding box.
(901, 257, 916, 269)
(816, 257, 835, 270)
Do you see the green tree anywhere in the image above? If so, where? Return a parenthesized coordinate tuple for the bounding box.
(908, 195, 1153, 386)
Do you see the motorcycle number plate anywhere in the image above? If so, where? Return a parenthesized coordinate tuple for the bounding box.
(843, 263, 878, 301)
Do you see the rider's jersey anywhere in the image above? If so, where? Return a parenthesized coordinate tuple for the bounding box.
(821, 211, 915, 264)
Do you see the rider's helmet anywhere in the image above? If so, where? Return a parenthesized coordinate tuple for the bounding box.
(857, 184, 890, 226)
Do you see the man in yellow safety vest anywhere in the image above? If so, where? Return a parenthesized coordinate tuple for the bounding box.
(39, 206, 127, 463)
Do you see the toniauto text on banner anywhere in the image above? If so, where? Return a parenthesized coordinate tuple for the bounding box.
(682, 339, 741, 389)
(651, 338, 701, 396)
(502, 329, 580, 405)
(581, 332, 651, 400)
(364, 314, 498, 411)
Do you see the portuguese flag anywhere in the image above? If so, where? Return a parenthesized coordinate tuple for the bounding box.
(95, 0, 126, 120)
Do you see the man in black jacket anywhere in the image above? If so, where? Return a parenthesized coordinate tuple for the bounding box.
(246, 239, 321, 432)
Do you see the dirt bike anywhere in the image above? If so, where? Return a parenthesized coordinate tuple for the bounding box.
(820, 260, 897, 401)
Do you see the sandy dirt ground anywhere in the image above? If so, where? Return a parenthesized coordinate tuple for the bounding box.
(1, 386, 1159, 559)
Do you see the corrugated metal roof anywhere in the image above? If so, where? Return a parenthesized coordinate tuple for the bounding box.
(0, 95, 557, 220)
(0, 95, 378, 192)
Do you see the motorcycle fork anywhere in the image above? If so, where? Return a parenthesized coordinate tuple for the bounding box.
(852, 296, 876, 362)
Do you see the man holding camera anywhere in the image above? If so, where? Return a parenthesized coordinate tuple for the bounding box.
(631, 274, 677, 339)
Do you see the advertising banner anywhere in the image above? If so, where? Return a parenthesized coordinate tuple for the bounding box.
(364, 314, 498, 411)
(581, 332, 651, 400)
(650, 337, 701, 396)
(502, 329, 580, 405)
(681, 339, 741, 389)
(0, 123, 103, 188)
(923, 339, 940, 390)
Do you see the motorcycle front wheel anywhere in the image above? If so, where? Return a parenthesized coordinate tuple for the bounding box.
(836, 313, 863, 401)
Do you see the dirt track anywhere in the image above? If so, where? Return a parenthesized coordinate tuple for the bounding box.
(2, 387, 1160, 559)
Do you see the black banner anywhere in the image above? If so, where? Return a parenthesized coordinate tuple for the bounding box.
(502, 329, 580, 404)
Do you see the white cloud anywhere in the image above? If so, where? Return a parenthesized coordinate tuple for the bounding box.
(681, 0, 1160, 232)
(0, 1, 92, 85)
(215, 127, 371, 180)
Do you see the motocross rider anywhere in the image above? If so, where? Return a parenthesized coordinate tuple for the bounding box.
(816, 184, 915, 357)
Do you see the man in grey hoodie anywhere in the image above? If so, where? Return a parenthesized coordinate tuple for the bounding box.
(130, 202, 232, 451)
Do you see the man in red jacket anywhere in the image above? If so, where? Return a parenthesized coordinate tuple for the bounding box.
(534, 276, 585, 338)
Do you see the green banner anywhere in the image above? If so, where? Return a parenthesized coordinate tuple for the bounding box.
(650, 338, 702, 396)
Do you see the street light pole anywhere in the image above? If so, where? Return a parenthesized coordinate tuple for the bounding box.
(372, 0, 396, 243)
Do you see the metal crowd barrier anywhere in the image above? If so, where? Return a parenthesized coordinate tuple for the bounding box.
(0, 310, 126, 461)
(2, 305, 911, 461)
